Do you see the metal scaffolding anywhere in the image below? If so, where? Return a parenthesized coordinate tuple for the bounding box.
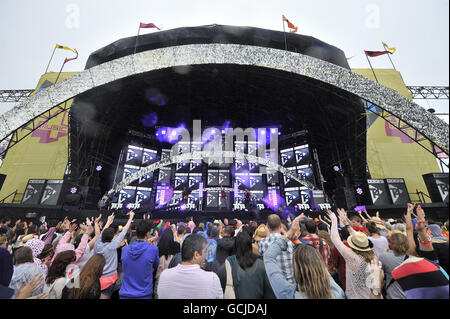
(406, 86, 449, 99)
(0, 89, 34, 102)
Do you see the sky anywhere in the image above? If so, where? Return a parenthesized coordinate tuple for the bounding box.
(0, 0, 448, 119)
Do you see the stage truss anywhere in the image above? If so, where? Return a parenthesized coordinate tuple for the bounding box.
(0, 43, 448, 168)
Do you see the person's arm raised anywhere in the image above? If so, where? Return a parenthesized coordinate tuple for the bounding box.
(110, 211, 134, 249)
(404, 203, 418, 256)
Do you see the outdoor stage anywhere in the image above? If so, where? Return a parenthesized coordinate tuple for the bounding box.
(0, 25, 448, 222)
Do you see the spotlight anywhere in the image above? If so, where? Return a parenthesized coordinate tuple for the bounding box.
(356, 187, 363, 195)
(180, 203, 187, 211)
(161, 130, 166, 135)
(70, 187, 77, 194)
(221, 129, 225, 134)
(171, 130, 176, 136)
(271, 128, 277, 134)
(96, 165, 102, 172)
(333, 165, 340, 172)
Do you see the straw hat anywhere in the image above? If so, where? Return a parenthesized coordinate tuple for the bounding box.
(347, 231, 374, 252)
(371, 217, 386, 230)
(253, 224, 268, 242)
(213, 220, 220, 225)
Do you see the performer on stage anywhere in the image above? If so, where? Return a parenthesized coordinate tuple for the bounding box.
(182, 186, 191, 204)
(243, 188, 252, 211)
(219, 186, 228, 210)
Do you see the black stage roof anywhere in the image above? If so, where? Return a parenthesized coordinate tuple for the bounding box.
(70, 25, 366, 201)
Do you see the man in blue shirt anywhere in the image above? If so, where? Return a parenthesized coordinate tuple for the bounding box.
(119, 219, 160, 299)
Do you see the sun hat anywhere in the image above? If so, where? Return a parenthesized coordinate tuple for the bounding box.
(347, 231, 374, 252)
(253, 224, 268, 242)
(370, 217, 386, 230)
(213, 220, 220, 225)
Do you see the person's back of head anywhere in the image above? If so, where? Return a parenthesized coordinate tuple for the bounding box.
(47, 250, 76, 285)
(389, 233, 409, 255)
(366, 222, 379, 235)
(27, 224, 38, 235)
(223, 226, 234, 238)
(305, 218, 317, 234)
(177, 225, 186, 236)
(339, 227, 351, 241)
(101, 227, 115, 243)
(135, 220, 151, 239)
(293, 243, 332, 299)
(13, 246, 33, 265)
(181, 234, 207, 264)
(267, 214, 281, 233)
(68, 254, 105, 299)
(235, 231, 258, 270)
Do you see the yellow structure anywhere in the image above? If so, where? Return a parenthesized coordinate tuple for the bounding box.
(0, 72, 77, 203)
(353, 69, 441, 202)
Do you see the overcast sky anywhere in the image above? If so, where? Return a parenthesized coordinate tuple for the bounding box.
(0, 0, 448, 118)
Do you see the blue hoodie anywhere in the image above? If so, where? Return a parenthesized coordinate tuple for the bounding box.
(119, 240, 159, 299)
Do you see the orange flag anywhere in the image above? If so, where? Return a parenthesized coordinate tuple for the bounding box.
(282, 15, 298, 33)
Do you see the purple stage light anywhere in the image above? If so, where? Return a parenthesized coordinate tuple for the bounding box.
(161, 130, 166, 135)
(126, 203, 132, 210)
(263, 189, 283, 211)
(333, 165, 340, 172)
(356, 187, 363, 195)
(171, 130, 176, 136)
(70, 187, 77, 194)
(180, 203, 187, 211)
(221, 129, 225, 134)
(96, 165, 102, 171)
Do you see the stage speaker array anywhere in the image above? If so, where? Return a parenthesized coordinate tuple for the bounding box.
(21, 179, 65, 205)
(385, 178, 410, 206)
(423, 173, 449, 203)
(367, 179, 391, 206)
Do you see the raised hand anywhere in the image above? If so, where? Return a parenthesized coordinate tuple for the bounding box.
(68, 223, 78, 233)
(94, 213, 102, 224)
(15, 274, 44, 299)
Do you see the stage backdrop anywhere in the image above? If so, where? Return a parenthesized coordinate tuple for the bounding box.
(0, 72, 77, 203)
(352, 69, 442, 203)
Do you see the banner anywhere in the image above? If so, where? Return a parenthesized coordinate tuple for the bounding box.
(0, 72, 77, 203)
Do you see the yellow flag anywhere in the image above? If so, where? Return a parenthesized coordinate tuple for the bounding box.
(55, 44, 77, 54)
(382, 42, 396, 54)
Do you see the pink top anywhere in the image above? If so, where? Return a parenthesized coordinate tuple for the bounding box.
(329, 214, 371, 299)
(51, 231, 89, 265)
(157, 264, 223, 299)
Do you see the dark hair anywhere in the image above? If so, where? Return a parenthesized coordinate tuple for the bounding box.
(305, 219, 317, 234)
(181, 234, 206, 262)
(339, 227, 351, 241)
(37, 244, 54, 260)
(13, 246, 34, 265)
(67, 254, 105, 299)
(177, 225, 185, 236)
(158, 228, 180, 258)
(223, 226, 235, 237)
(366, 222, 379, 235)
(74, 233, 84, 248)
(192, 227, 201, 234)
(15, 224, 26, 237)
(318, 222, 328, 232)
(27, 224, 38, 235)
(184, 227, 191, 234)
(235, 231, 258, 270)
(46, 250, 76, 285)
(241, 225, 254, 238)
(136, 220, 151, 239)
(101, 227, 115, 243)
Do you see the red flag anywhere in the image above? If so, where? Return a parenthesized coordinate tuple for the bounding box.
(140, 22, 161, 30)
(364, 50, 392, 57)
(282, 15, 298, 33)
(64, 49, 78, 64)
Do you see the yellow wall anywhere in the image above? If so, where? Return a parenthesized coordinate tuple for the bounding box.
(0, 72, 77, 203)
(353, 69, 441, 202)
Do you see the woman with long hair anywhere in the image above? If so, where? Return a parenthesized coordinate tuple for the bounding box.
(154, 226, 179, 298)
(217, 231, 275, 299)
(263, 214, 344, 299)
(44, 250, 76, 299)
(327, 209, 376, 299)
(63, 254, 106, 299)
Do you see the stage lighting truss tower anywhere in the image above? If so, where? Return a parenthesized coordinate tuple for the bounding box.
(0, 89, 34, 102)
(406, 86, 449, 99)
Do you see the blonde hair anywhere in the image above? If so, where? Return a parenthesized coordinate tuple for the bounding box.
(318, 230, 334, 251)
(293, 244, 333, 299)
(389, 232, 409, 255)
(0, 234, 7, 246)
(352, 249, 375, 264)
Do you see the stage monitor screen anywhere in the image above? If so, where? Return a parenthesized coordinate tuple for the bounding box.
(158, 167, 172, 185)
(280, 148, 296, 168)
(234, 158, 248, 173)
(142, 148, 158, 166)
(174, 173, 189, 190)
(189, 160, 202, 173)
(186, 190, 201, 210)
(188, 173, 202, 190)
(249, 173, 265, 191)
(297, 165, 315, 185)
(283, 167, 301, 188)
(294, 145, 310, 166)
(125, 145, 143, 166)
(249, 162, 260, 173)
(161, 149, 172, 162)
(234, 141, 247, 154)
(123, 165, 140, 186)
(218, 170, 230, 186)
(155, 185, 174, 207)
(206, 190, 219, 209)
(135, 187, 153, 209)
(175, 161, 190, 173)
(235, 173, 250, 190)
(136, 171, 154, 188)
(111, 186, 136, 210)
(207, 170, 219, 186)
(266, 169, 279, 185)
(284, 187, 301, 207)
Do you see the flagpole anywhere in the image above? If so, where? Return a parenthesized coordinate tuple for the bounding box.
(365, 53, 379, 83)
(45, 46, 57, 74)
(55, 60, 66, 84)
(134, 25, 141, 55)
(282, 17, 287, 51)
(382, 44, 396, 70)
